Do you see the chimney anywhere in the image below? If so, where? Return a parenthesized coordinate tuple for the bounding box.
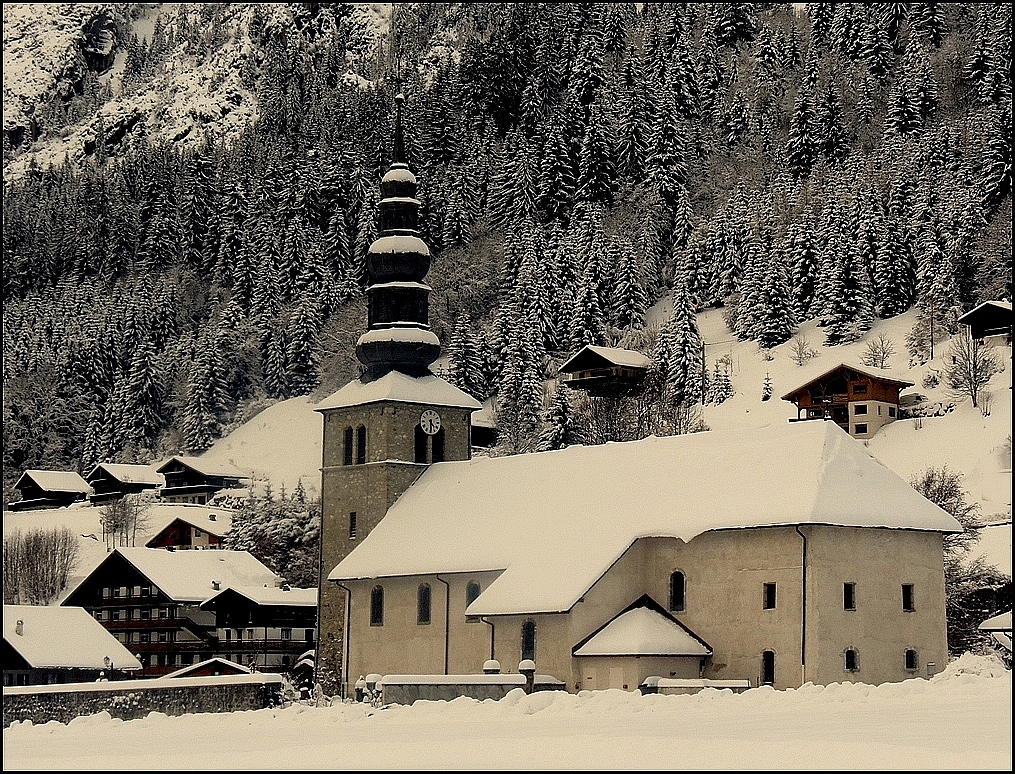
(208, 514, 216, 521)
(211, 580, 221, 591)
(15, 619, 24, 636)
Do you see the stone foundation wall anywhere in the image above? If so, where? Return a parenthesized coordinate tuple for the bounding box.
(3, 674, 284, 727)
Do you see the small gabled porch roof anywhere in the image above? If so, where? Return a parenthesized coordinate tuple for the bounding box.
(572, 595, 711, 658)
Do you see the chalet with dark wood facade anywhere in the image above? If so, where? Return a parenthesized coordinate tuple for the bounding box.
(4, 605, 141, 686)
(146, 509, 230, 550)
(200, 586, 318, 672)
(8, 470, 91, 511)
(155, 456, 248, 504)
(86, 463, 164, 505)
(558, 345, 651, 395)
(957, 300, 1012, 342)
(781, 364, 914, 438)
(62, 548, 281, 677)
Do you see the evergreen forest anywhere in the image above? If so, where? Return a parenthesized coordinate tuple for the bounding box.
(3, 3, 1012, 503)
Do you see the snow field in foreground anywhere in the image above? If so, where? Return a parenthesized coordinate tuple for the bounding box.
(4, 656, 1010, 770)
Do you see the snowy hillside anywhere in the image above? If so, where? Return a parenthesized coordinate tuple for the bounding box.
(3, 655, 1010, 769)
(205, 306, 1013, 518)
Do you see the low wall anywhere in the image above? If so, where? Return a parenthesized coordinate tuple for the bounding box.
(3, 673, 285, 727)
(639, 677, 752, 696)
(380, 674, 524, 704)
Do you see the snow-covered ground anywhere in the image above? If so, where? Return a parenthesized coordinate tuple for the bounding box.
(3, 655, 1010, 770)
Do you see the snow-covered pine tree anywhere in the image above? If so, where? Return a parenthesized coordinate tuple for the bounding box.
(611, 238, 648, 331)
(576, 102, 617, 206)
(656, 282, 704, 406)
(823, 233, 875, 345)
(788, 220, 818, 319)
(287, 293, 321, 396)
(536, 383, 579, 451)
(787, 88, 819, 179)
(755, 247, 795, 349)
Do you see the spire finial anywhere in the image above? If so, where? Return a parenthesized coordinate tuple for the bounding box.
(392, 93, 406, 165)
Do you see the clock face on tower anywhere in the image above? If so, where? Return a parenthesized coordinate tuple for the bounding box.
(420, 409, 441, 435)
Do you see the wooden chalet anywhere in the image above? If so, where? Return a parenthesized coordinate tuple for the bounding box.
(155, 456, 247, 504)
(8, 470, 91, 512)
(781, 363, 914, 439)
(957, 301, 1012, 342)
(62, 548, 281, 677)
(200, 586, 318, 673)
(146, 510, 230, 550)
(4, 605, 141, 686)
(86, 462, 164, 505)
(558, 345, 651, 395)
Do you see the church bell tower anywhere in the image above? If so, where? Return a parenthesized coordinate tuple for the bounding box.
(314, 94, 481, 694)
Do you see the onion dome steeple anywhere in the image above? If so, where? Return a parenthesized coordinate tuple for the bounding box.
(356, 93, 441, 380)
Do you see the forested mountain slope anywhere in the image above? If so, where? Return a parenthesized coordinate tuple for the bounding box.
(3, 3, 1012, 503)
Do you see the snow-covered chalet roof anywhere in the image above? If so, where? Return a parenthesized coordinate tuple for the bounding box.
(573, 599, 711, 657)
(200, 585, 317, 609)
(155, 456, 247, 479)
(86, 462, 164, 486)
(96, 548, 281, 603)
(3, 605, 141, 671)
(315, 370, 482, 412)
(559, 345, 652, 373)
(329, 422, 962, 616)
(147, 507, 233, 541)
(15, 469, 91, 494)
(781, 362, 914, 401)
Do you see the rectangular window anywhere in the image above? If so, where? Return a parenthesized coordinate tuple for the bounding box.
(763, 583, 777, 610)
(854, 404, 868, 415)
(854, 423, 868, 434)
(112, 587, 121, 598)
(110, 609, 120, 622)
(247, 628, 254, 641)
(852, 384, 868, 395)
(133, 586, 141, 597)
(141, 608, 151, 620)
(843, 583, 856, 611)
(225, 630, 232, 641)
(844, 649, 858, 672)
(905, 649, 918, 671)
(281, 628, 292, 641)
(902, 584, 915, 612)
(349, 512, 357, 540)
(101, 587, 111, 599)
(888, 406, 897, 417)
(139, 631, 151, 643)
(305, 629, 315, 643)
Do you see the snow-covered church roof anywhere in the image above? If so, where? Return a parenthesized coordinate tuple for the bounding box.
(329, 422, 961, 616)
(4, 605, 142, 671)
(315, 370, 482, 412)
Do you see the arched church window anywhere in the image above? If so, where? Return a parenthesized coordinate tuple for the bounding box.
(466, 581, 481, 607)
(521, 620, 536, 662)
(669, 571, 686, 612)
(417, 584, 431, 625)
(432, 428, 445, 463)
(370, 586, 384, 626)
(343, 427, 354, 466)
(415, 425, 428, 464)
(356, 425, 367, 465)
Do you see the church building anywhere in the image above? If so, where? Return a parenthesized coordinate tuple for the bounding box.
(315, 98, 959, 696)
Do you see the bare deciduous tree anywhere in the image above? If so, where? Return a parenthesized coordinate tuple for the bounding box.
(860, 333, 896, 369)
(3, 527, 79, 605)
(101, 491, 155, 551)
(789, 334, 818, 366)
(944, 329, 1003, 408)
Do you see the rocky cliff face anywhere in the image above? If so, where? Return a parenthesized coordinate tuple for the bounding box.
(3, 3, 389, 179)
